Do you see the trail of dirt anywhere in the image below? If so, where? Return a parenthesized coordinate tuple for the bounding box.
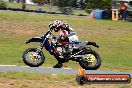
(10, 28, 38, 35)
(0, 21, 43, 36)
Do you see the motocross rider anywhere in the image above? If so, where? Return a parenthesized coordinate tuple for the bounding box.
(49, 20, 78, 68)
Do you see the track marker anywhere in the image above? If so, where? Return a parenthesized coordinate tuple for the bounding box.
(0, 65, 72, 70)
(52, 74, 57, 76)
(0, 65, 17, 66)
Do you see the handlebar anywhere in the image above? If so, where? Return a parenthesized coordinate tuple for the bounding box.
(42, 28, 53, 39)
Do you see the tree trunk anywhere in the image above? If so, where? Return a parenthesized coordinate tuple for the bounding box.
(17, 0, 21, 3)
(22, 0, 26, 10)
(49, 0, 55, 13)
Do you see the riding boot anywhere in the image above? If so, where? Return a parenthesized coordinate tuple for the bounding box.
(53, 62, 62, 68)
(53, 55, 63, 68)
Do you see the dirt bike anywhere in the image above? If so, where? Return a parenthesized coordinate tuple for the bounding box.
(22, 28, 101, 70)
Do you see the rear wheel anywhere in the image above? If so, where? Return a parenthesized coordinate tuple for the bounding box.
(22, 48, 45, 67)
(79, 50, 101, 70)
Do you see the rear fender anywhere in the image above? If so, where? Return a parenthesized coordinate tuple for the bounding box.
(86, 41, 99, 48)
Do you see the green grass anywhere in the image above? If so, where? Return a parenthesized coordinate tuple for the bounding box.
(7, 3, 88, 15)
(8, 3, 47, 11)
(0, 71, 76, 81)
(0, 71, 76, 88)
(0, 11, 132, 71)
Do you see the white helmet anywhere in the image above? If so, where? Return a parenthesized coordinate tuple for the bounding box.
(49, 20, 62, 32)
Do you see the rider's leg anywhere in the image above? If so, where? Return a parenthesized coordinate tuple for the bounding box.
(53, 55, 63, 68)
(53, 62, 62, 68)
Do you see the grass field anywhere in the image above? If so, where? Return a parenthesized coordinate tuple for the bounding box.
(0, 71, 131, 88)
(0, 11, 132, 71)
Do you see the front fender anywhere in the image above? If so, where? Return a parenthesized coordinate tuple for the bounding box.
(86, 41, 99, 48)
(26, 37, 43, 44)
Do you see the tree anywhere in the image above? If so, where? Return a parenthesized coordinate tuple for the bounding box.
(86, 0, 111, 9)
(49, 0, 54, 13)
(22, 0, 26, 10)
(57, 0, 77, 14)
(102, 0, 111, 9)
(58, 0, 77, 7)
(0, 0, 7, 9)
(32, 0, 48, 5)
(78, 0, 88, 9)
(16, 0, 21, 3)
(9, 0, 15, 2)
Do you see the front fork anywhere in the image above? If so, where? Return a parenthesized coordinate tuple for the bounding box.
(30, 45, 43, 61)
(36, 43, 43, 53)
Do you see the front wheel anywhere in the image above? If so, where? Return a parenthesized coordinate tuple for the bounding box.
(22, 48, 45, 67)
(79, 50, 101, 70)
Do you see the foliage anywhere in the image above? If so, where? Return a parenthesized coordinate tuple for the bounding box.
(57, 0, 77, 14)
(0, 0, 7, 9)
(85, 0, 111, 10)
(57, 0, 77, 7)
(77, 0, 88, 9)
(59, 7, 73, 15)
(32, 0, 48, 5)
